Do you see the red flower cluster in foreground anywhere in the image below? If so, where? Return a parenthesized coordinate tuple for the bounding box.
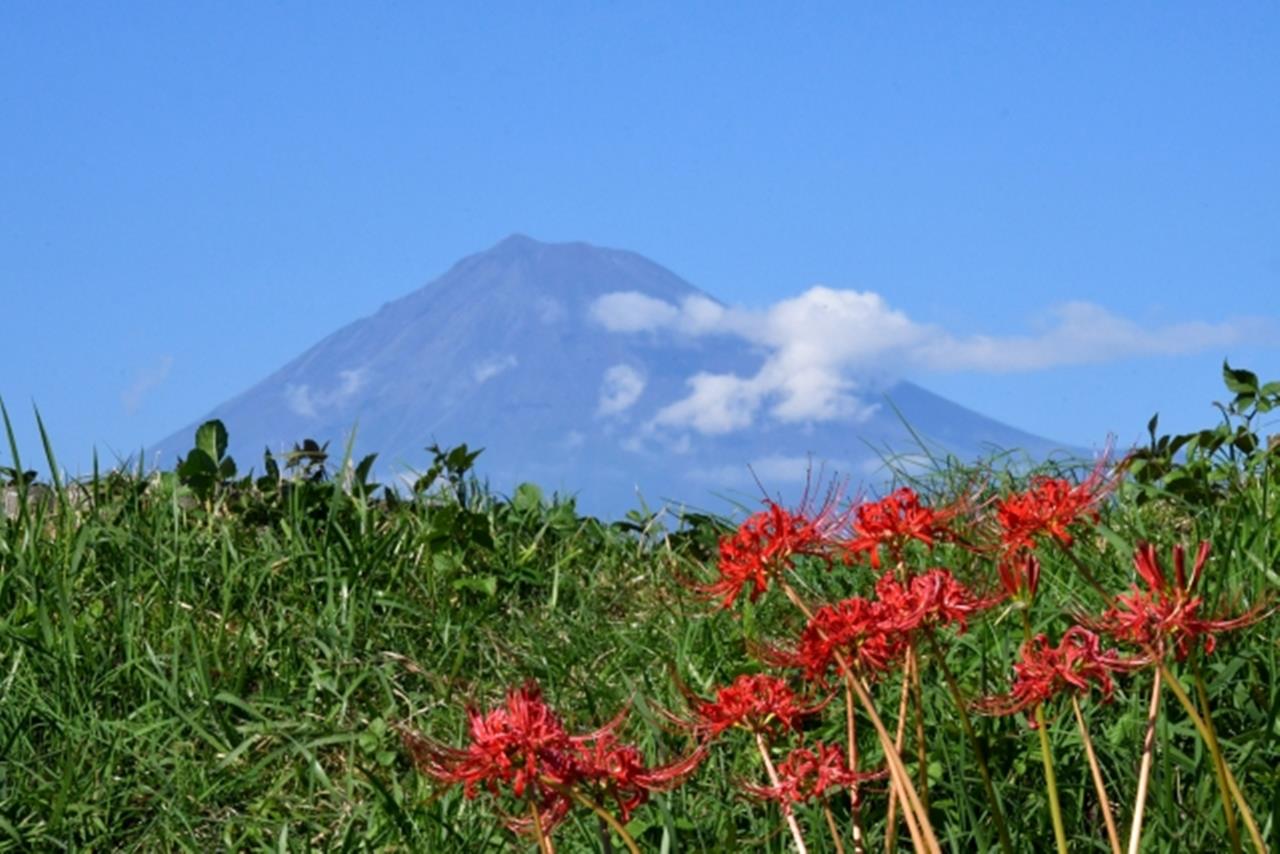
(757, 568, 988, 686)
(995, 472, 1107, 557)
(764, 568, 990, 683)
(743, 741, 880, 804)
(991, 469, 1110, 604)
(874, 568, 995, 634)
(704, 501, 844, 608)
(978, 626, 1138, 723)
(766, 595, 905, 681)
(402, 683, 702, 832)
(1090, 542, 1267, 661)
(570, 728, 707, 822)
(846, 488, 953, 569)
(672, 673, 826, 738)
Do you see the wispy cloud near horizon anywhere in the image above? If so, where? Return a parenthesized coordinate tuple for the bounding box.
(590, 287, 1271, 437)
(285, 367, 369, 418)
(121, 355, 175, 415)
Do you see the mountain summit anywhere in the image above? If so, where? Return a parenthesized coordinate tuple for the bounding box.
(151, 235, 1071, 515)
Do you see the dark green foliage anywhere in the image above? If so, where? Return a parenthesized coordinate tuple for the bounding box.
(1124, 361, 1280, 506)
(176, 419, 238, 501)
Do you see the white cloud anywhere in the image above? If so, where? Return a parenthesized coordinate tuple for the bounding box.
(638, 287, 907, 433)
(589, 291, 727, 334)
(473, 354, 518, 384)
(914, 302, 1263, 372)
(590, 288, 1269, 437)
(121, 355, 174, 415)
(285, 368, 368, 418)
(596, 364, 647, 416)
(589, 291, 680, 332)
(652, 372, 760, 434)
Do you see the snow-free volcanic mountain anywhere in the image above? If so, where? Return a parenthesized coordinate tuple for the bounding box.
(151, 235, 1074, 515)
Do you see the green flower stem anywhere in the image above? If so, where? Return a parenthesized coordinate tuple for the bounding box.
(1022, 612, 1068, 854)
(1070, 694, 1121, 854)
(1158, 664, 1266, 854)
(1192, 661, 1242, 854)
(1035, 704, 1070, 854)
(1053, 538, 1112, 601)
(910, 647, 929, 812)
(926, 632, 1014, 854)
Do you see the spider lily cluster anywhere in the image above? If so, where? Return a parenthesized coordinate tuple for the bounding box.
(401, 464, 1270, 853)
(400, 683, 703, 853)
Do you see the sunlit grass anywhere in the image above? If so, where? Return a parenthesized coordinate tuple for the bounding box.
(0, 364, 1276, 851)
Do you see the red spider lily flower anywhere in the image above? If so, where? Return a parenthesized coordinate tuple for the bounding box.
(403, 682, 576, 800)
(742, 741, 885, 804)
(670, 673, 826, 739)
(976, 626, 1139, 724)
(572, 733, 708, 822)
(1091, 542, 1268, 661)
(997, 552, 1041, 602)
(994, 463, 1111, 556)
(845, 488, 954, 569)
(702, 499, 847, 608)
(402, 682, 704, 836)
(875, 568, 997, 634)
(763, 596, 908, 683)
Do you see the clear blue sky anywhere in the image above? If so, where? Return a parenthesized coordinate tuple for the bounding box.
(2, 3, 1277, 475)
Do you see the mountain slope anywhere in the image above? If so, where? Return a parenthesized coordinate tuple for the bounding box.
(151, 235, 1076, 515)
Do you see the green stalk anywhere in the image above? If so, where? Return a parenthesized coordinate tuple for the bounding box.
(926, 632, 1014, 854)
(1192, 660, 1242, 853)
(910, 647, 929, 812)
(1035, 704, 1070, 854)
(1053, 538, 1112, 601)
(1158, 665, 1266, 854)
(1022, 612, 1068, 854)
(1071, 694, 1121, 854)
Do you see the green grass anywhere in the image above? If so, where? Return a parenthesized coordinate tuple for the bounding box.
(1, 368, 1277, 852)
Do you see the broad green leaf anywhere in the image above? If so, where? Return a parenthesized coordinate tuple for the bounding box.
(195, 419, 229, 461)
(178, 448, 217, 479)
(1222, 360, 1259, 395)
(513, 482, 544, 513)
